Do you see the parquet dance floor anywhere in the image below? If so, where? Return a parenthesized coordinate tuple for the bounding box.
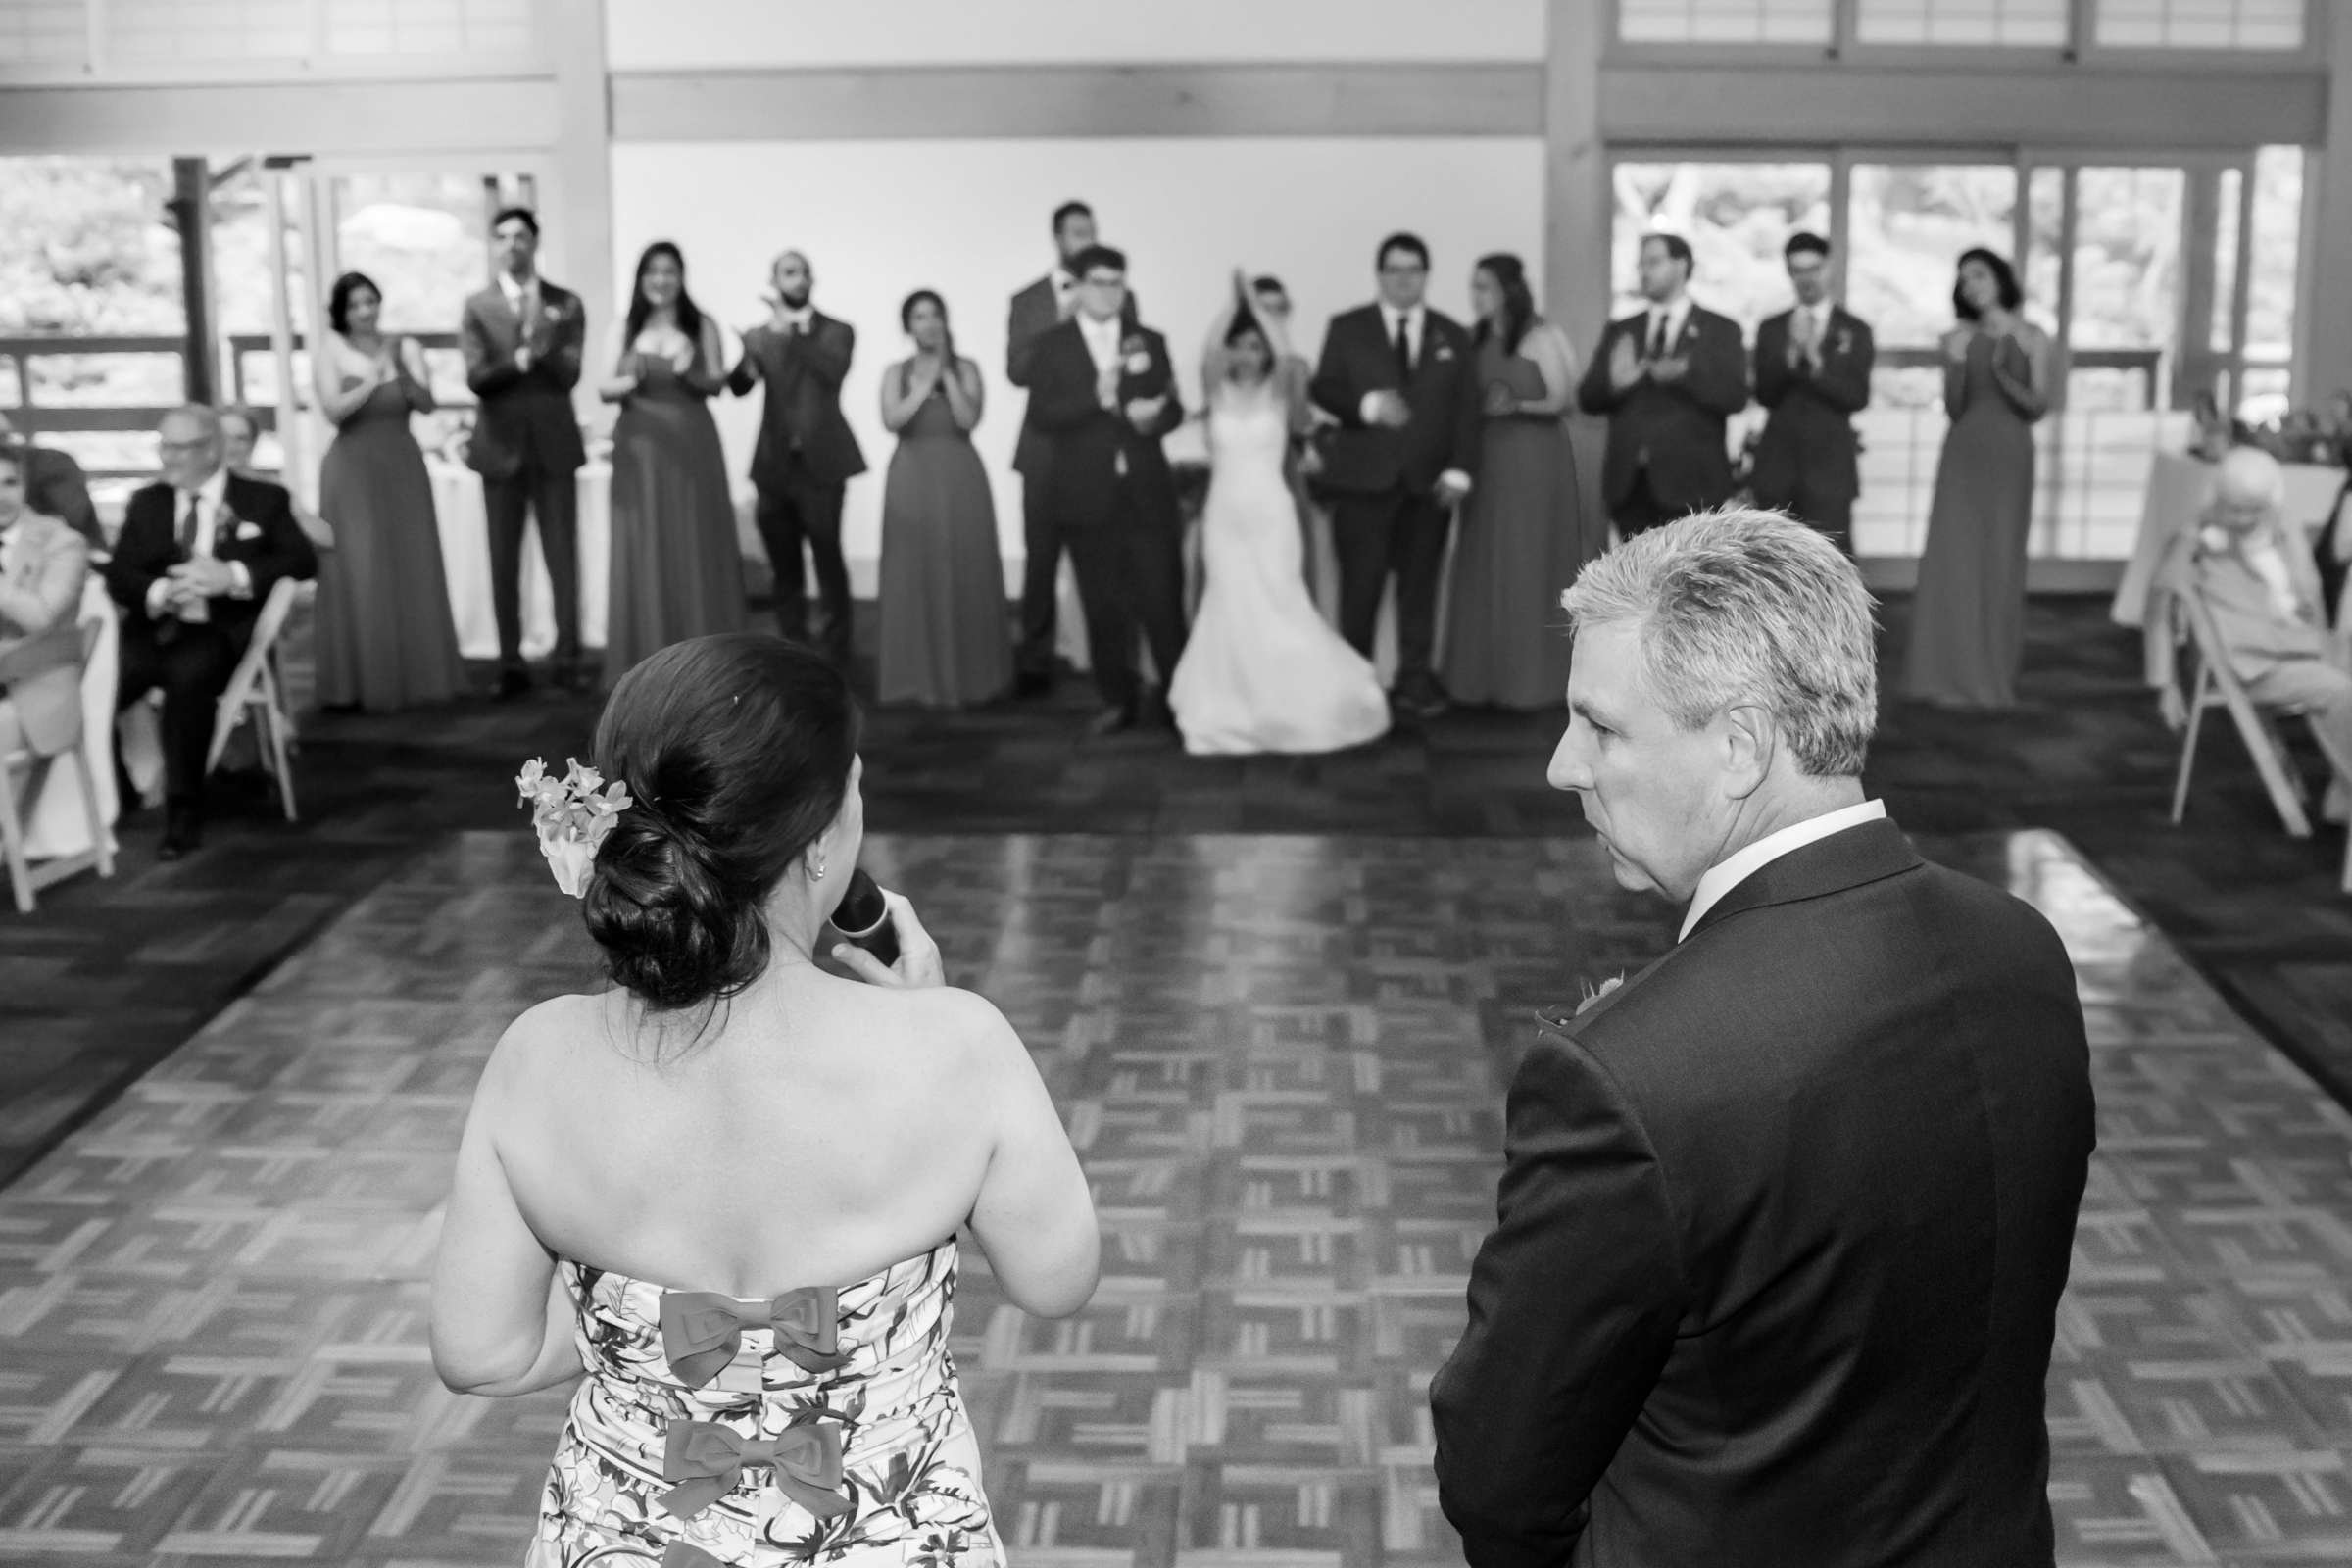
(5, 828, 2352, 1565)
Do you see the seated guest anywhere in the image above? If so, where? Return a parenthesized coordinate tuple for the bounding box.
(2148, 445, 2352, 818)
(0, 412, 101, 550)
(104, 405, 317, 859)
(0, 443, 91, 764)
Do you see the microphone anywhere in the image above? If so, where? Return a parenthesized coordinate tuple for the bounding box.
(829, 867, 901, 968)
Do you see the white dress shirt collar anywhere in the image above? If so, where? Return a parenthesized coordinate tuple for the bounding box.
(1647, 294, 1692, 349)
(498, 270, 537, 310)
(1679, 799, 1888, 942)
(1381, 303, 1425, 357)
(1079, 312, 1123, 370)
(183, 466, 229, 514)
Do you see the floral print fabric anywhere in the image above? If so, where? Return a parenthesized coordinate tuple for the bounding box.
(531, 1239, 999, 1568)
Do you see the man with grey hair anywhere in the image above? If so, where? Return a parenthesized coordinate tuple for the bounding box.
(105, 404, 316, 858)
(1431, 508, 2093, 1565)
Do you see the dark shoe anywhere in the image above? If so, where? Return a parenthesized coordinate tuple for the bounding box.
(1014, 669, 1055, 700)
(495, 666, 533, 701)
(1394, 677, 1451, 720)
(1138, 689, 1177, 730)
(159, 808, 203, 861)
(1087, 703, 1138, 737)
(553, 660, 592, 694)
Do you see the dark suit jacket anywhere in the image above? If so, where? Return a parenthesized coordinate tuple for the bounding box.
(103, 474, 318, 645)
(1752, 306, 1875, 507)
(459, 278, 587, 480)
(727, 312, 866, 490)
(1006, 273, 1139, 476)
(1307, 304, 1482, 498)
(1022, 318, 1183, 532)
(1432, 818, 2094, 1568)
(1577, 304, 1749, 511)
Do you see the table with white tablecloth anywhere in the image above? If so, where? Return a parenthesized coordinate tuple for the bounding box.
(429, 460, 612, 661)
(2110, 451, 2346, 628)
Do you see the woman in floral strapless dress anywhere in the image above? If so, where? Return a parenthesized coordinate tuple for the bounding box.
(430, 634, 1102, 1568)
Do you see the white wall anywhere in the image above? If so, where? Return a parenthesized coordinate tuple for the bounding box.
(606, 0, 1547, 70)
(608, 136, 1545, 580)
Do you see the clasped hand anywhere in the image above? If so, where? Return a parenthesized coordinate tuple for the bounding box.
(164, 557, 233, 611)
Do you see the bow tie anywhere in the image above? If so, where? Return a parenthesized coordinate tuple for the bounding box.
(659, 1285, 845, 1389)
(660, 1417, 851, 1522)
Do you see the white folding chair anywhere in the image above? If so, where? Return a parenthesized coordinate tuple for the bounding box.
(2166, 584, 2315, 837)
(202, 575, 301, 821)
(0, 616, 118, 913)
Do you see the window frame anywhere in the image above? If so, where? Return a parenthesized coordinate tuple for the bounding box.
(1602, 0, 2324, 71)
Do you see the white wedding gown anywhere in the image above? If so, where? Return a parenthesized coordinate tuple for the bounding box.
(1169, 382, 1391, 756)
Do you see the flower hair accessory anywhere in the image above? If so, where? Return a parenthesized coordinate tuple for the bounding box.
(516, 757, 633, 898)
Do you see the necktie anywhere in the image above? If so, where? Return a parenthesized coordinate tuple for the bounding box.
(1647, 313, 1668, 361)
(177, 492, 202, 557)
(1393, 314, 1412, 378)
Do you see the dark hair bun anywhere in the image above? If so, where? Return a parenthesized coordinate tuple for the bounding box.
(578, 635, 858, 1014)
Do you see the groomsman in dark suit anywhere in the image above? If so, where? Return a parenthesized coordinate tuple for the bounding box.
(1752, 232, 1876, 554)
(1308, 232, 1481, 719)
(106, 406, 317, 858)
(1022, 245, 1186, 735)
(1006, 200, 1140, 697)
(728, 249, 866, 665)
(1578, 233, 1749, 540)
(458, 207, 587, 698)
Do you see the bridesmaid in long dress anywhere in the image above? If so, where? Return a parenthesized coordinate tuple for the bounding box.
(876, 290, 1010, 708)
(1442, 253, 1595, 710)
(313, 271, 465, 710)
(1903, 248, 2051, 709)
(598, 241, 747, 686)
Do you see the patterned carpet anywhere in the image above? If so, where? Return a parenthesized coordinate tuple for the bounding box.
(2, 828, 2350, 1565)
(3, 593, 2348, 1197)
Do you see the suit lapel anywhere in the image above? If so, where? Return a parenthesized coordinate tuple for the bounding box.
(1685, 818, 1924, 943)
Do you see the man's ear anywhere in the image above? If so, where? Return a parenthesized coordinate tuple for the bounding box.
(1720, 703, 1774, 801)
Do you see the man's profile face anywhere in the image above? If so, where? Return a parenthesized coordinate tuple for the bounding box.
(1638, 239, 1689, 304)
(1055, 212, 1098, 267)
(1787, 248, 1830, 307)
(492, 217, 538, 278)
(1549, 619, 1729, 904)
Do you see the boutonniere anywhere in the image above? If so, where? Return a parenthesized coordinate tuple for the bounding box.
(1834, 328, 1853, 357)
(1432, 342, 1456, 363)
(1575, 973, 1626, 1016)
(234, 520, 263, 542)
(1120, 336, 1151, 374)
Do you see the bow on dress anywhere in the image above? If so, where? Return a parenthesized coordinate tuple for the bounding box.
(658, 1286, 847, 1388)
(660, 1417, 852, 1521)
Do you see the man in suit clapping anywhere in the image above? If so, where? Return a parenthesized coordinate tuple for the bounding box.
(459, 207, 587, 699)
(1308, 232, 1481, 720)
(106, 406, 317, 858)
(1752, 232, 1876, 554)
(1578, 233, 1749, 541)
(729, 249, 867, 666)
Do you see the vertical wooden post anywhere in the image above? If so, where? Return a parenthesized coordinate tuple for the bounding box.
(1545, 1, 1611, 548)
(549, 0, 614, 431)
(169, 155, 215, 405)
(2301, 6, 2352, 403)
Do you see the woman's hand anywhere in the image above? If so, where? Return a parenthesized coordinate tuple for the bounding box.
(1940, 326, 1971, 364)
(1482, 380, 1518, 416)
(830, 888, 946, 989)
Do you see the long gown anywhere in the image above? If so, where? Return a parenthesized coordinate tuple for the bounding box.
(604, 340, 748, 685)
(1169, 380, 1391, 755)
(530, 1237, 1003, 1567)
(1904, 331, 2038, 708)
(876, 363, 1011, 708)
(314, 339, 464, 710)
(1441, 328, 1594, 710)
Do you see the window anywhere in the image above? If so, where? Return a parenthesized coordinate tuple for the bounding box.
(0, 1, 84, 66)
(104, 0, 309, 62)
(322, 0, 532, 56)
(1854, 0, 2069, 45)
(1616, 0, 1834, 44)
(1607, 162, 1833, 324)
(2096, 0, 2305, 49)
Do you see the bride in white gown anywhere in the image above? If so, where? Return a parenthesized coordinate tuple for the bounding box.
(1170, 271, 1392, 756)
